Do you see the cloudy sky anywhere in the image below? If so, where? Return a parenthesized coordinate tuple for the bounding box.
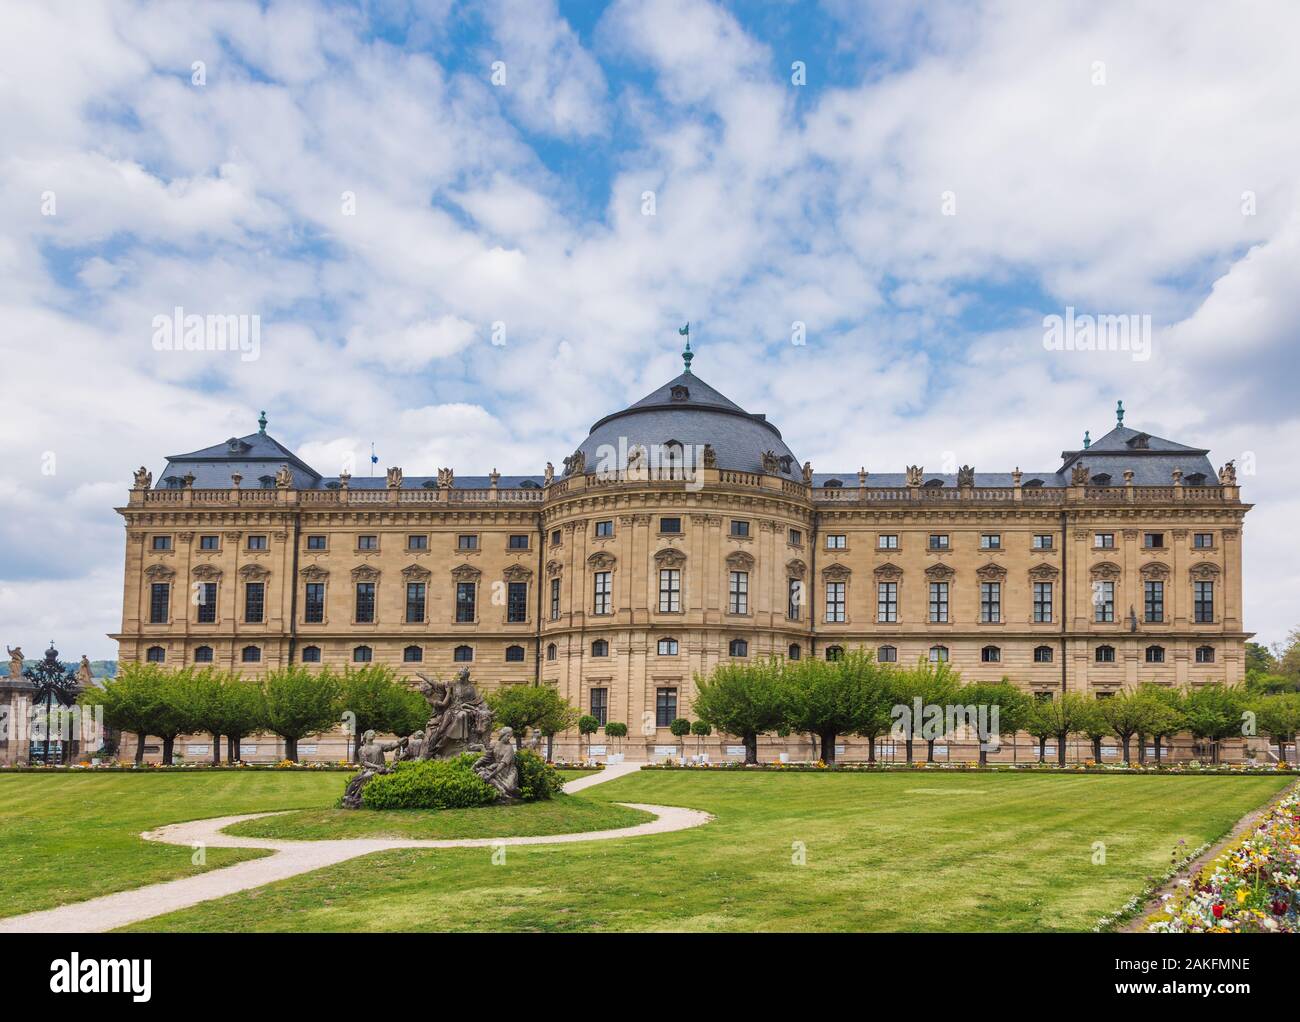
(2, 0, 1298, 658)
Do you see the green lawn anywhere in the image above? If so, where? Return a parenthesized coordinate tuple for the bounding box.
(115, 770, 1292, 933)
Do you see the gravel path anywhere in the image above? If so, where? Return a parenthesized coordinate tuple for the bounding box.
(0, 762, 708, 933)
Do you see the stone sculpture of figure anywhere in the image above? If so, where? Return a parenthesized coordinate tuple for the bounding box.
(1071, 463, 1090, 486)
(398, 729, 425, 761)
(437, 467, 454, 488)
(274, 465, 293, 489)
(702, 444, 717, 469)
(905, 465, 923, 487)
(543, 462, 554, 486)
(957, 465, 975, 488)
(386, 466, 403, 489)
(6, 646, 23, 679)
(76, 655, 93, 686)
(562, 450, 586, 476)
(415, 675, 452, 760)
(133, 466, 152, 490)
(473, 727, 520, 801)
(1219, 460, 1237, 486)
(802, 461, 814, 485)
(341, 729, 407, 809)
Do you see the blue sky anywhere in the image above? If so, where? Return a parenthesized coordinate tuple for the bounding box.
(2, 0, 1299, 656)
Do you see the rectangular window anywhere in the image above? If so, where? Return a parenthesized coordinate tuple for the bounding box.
(247, 535, 267, 551)
(659, 517, 681, 534)
(1094, 581, 1115, 623)
(1194, 532, 1214, 548)
(244, 582, 265, 623)
(1033, 582, 1053, 623)
(508, 534, 530, 550)
(152, 535, 171, 551)
(149, 583, 170, 623)
(595, 520, 613, 538)
(406, 582, 426, 623)
(659, 569, 681, 612)
(306, 535, 326, 550)
(878, 534, 899, 550)
(355, 583, 375, 623)
(457, 534, 478, 551)
(199, 534, 219, 550)
(507, 581, 528, 623)
(730, 520, 750, 538)
(825, 581, 845, 623)
(980, 534, 1001, 550)
(788, 528, 802, 546)
(929, 534, 949, 551)
(589, 688, 608, 727)
(593, 572, 612, 615)
(550, 577, 561, 620)
(1194, 581, 1215, 623)
(929, 582, 949, 623)
(877, 582, 898, 623)
(787, 578, 802, 620)
(196, 582, 217, 623)
(408, 535, 428, 551)
(655, 688, 678, 728)
(1144, 580, 1164, 623)
(1032, 534, 1054, 550)
(455, 582, 476, 622)
(1094, 533, 1115, 549)
(1143, 532, 1164, 549)
(304, 583, 325, 623)
(826, 534, 846, 549)
(729, 571, 749, 614)
(551, 529, 562, 546)
(358, 535, 378, 550)
(980, 582, 1001, 623)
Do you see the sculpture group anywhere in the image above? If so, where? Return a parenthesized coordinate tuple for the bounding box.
(341, 668, 520, 809)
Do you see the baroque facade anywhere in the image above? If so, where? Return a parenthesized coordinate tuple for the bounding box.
(114, 351, 1250, 761)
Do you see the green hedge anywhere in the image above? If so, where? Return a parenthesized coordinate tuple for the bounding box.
(516, 749, 564, 801)
(357, 749, 563, 809)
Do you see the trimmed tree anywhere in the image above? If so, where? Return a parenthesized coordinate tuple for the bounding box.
(785, 649, 891, 766)
(669, 717, 691, 759)
(179, 667, 229, 765)
(152, 667, 202, 765)
(261, 664, 342, 762)
(78, 662, 164, 765)
(605, 721, 628, 753)
(578, 714, 601, 759)
(217, 676, 265, 762)
(691, 719, 712, 756)
(1032, 692, 1092, 767)
(338, 665, 425, 762)
(1024, 699, 1056, 763)
(1077, 698, 1112, 763)
(961, 681, 1032, 766)
(1138, 684, 1185, 764)
(1253, 693, 1300, 765)
(1182, 683, 1247, 763)
(1095, 692, 1158, 764)
(487, 684, 578, 754)
(892, 657, 961, 764)
(691, 659, 787, 765)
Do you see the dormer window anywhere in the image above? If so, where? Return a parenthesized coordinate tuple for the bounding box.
(670, 385, 689, 402)
(823, 479, 843, 488)
(924, 478, 944, 488)
(1090, 473, 1112, 485)
(1023, 478, 1044, 488)
(421, 479, 439, 489)
(226, 437, 251, 454)
(1125, 433, 1151, 449)
(1185, 472, 1207, 486)
(258, 475, 275, 489)
(778, 454, 794, 473)
(163, 475, 183, 489)
(519, 480, 540, 489)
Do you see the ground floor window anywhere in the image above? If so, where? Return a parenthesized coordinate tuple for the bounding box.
(656, 687, 678, 727)
(589, 687, 608, 726)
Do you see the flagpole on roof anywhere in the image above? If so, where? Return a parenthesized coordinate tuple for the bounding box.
(370, 442, 377, 478)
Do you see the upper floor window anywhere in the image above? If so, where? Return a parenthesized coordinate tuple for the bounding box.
(1194, 581, 1215, 623)
(595, 520, 614, 538)
(304, 583, 325, 623)
(1143, 532, 1164, 549)
(980, 534, 1001, 550)
(550, 577, 561, 620)
(408, 535, 428, 551)
(550, 529, 562, 546)
(505, 645, 526, 663)
(825, 534, 846, 550)
(657, 637, 678, 656)
(1032, 534, 1054, 550)
(728, 571, 749, 614)
(659, 517, 682, 534)
(455, 582, 476, 623)
(507, 581, 528, 623)
(728, 638, 749, 658)
(406, 583, 426, 623)
(358, 535, 378, 551)
(244, 582, 265, 624)
(149, 583, 170, 624)
(878, 534, 899, 550)
(730, 520, 750, 538)
(1033, 582, 1053, 623)
(825, 581, 846, 623)
(877, 582, 897, 623)
(508, 534, 530, 550)
(877, 645, 897, 663)
(1094, 533, 1115, 549)
(546, 642, 557, 662)
(453, 645, 474, 662)
(1094, 581, 1115, 623)
(1193, 532, 1214, 549)
(247, 535, 267, 551)
(788, 529, 803, 547)
(591, 639, 609, 658)
(1144, 580, 1164, 623)
(306, 535, 327, 550)
(929, 582, 949, 624)
(457, 534, 479, 551)
(659, 569, 681, 613)
(145, 646, 166, 663)
(787, 579, 802, 620)
(593, 571, 612, 615)
(929, 534, 950, 551)
(199, 535, 219, 550)
(980, 582, 1001, 623)
(355, 583, 376, 623)
(301, 645, 321, 663)
(196, 582, 217, 624)
(151, 535, 172, 551)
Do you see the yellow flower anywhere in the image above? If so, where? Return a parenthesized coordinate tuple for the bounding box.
(1236, 888, 1248, 904)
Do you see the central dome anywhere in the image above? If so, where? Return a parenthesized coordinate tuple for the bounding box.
(575, 371, 800, 479)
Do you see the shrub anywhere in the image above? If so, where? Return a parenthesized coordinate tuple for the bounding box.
(516, 749, 564, 802)
(360, 755, 496, 810)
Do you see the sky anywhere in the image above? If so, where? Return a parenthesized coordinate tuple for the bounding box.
(1, 0, 1298, 659)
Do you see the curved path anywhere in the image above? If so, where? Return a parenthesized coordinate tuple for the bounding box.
(0, 763, 708, 934)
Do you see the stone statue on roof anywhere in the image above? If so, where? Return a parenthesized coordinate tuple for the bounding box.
(133, 466, 152, 490)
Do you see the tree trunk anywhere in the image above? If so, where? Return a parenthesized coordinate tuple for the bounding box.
(1280, 739, 1289, 766)
(1091, 737, 1102, 761)
(211, 732, 221, 766)
(819, 730, 837, 765)
(926, 739, 936, 763)
(1056, 736, 1067, 768)
(162, 736, 175, 765)
(284, 736, 298, 762)
(546, 733, 554, 763)
(1037, 737, 1046, 763)
(1121, 735, 1131, 764)
(227, 735, 236, 762)
(1137, 732, 1147, 765)
(867, 737, 876, 765)
(905, 737, 914, 764)
(134, 732, 146, 765)
(1154, 736, 1163, 764)
(353, 730, 364, 763)
(744, 733, 758, 765)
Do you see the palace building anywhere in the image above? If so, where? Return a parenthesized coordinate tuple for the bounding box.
(114, 347, 1250, 761)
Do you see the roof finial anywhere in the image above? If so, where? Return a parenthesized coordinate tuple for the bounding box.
(679, 323, 692, 374)
(258, 410, 268, 434)
(1116, 399, 1125, 426)
(1083, 430, 1091, 449)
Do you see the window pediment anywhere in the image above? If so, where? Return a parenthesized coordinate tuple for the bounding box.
(1027, 564, 1059, 581)
(786, 558, 807, 579)
(545, 559, 564, 577)
(924, 563, 955, 581)
(238, 563, 271, 581)
(450, 564, 481, 582)
(503, 564, 533, 581)
(822, 562, 851, 581)
(588, 551, 617, 570)
(1189, 561, 1221, 581)
(725, 550, 755, 570)
(1139, 560, 1170, 581)
(975, 562, 1007, 581)
(300, 565, 329, 582)
(191, 564, 222, 581)
(401, 564, 432, 582)
(1089, 561, 1122, 580)
(652, 548, 685, 568)
(873, 562, 904, 581)
(144, 563, 175, 581)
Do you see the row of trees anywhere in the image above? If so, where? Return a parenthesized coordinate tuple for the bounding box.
(690, 650, 1300, 766)
(80, 663, 426, 764)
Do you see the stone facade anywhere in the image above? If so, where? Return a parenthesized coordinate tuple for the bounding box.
(112, 362, 1250, 762)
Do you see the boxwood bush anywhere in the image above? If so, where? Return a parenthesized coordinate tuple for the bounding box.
(356, 749, 563, 809)
(516, 749, 564, 802)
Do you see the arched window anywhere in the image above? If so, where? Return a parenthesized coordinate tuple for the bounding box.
(505, 645, 525, 662)
(825, 645, 844, 662)
(353, 645, 372, 663)
(193, 646, 213, 663)
(453, 645, 474, 662)
(929, 645, 949, 663)
(591, 639, 609, 658)
(241, 645, 261, 663)
(1145, 645, 1165, 664)
(1095, 645, 1116, 663)
(981, 645, 1001, 663)
(823, 478, 843, 488)
(146, 646, 166, 663)
(1195, 645, 1216, 664)
(924, 478, 944, 488)
(657, 638, 678, 656)
(1023, 478, 1044, 488)
(728, 639, 748, 658)
(546, 643, 557, 661)
(258, 475, 275, 489)
(403, 645, 423, 663)
(877, 645, 897, 663)
(301, 645, 321, 663)
(1033, 645, 1054, 663)
(1090, 473, 1113, 486)
(788, 643, 801, 661)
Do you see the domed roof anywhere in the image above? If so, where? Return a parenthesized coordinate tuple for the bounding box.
(575, 370, 800, 479)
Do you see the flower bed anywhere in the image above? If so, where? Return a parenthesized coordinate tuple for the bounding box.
(1148, 788, 1300, 932)
(0, 760, 355, 771)
(640, 760, 1299, 775)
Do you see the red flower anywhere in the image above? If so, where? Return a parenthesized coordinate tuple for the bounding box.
(1212, 903, 1224, 919)
(1272, 900, 1288, 916)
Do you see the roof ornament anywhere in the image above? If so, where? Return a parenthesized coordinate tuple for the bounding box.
(679, 323, 693, 374)
(1083, 430, 1091, 449)
(1116, 399, 1125, 426)
(258, 410, 267, 434)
